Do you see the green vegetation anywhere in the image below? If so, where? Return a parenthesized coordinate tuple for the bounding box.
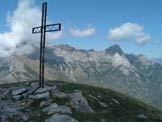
(47, 80, 162, 122)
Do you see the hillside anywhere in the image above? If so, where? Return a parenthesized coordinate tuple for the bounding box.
(0, 80, 162, 122)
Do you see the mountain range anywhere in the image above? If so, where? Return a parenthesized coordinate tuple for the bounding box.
(153, 58, 162, 64)
(0, 44, 162, 109)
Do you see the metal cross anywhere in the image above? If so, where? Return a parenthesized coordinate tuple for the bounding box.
(32, 2, 61, 88)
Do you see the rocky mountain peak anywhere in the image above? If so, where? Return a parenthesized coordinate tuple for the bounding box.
(105, 44, 124, 56)
(55, 44, 76, 52)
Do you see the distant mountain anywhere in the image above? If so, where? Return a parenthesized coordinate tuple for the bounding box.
(0, 44, 162, 109)
(153, 58, 162, 64)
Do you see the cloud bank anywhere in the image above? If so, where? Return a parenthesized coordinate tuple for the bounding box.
(70, 27, 96, 37)
(0, 0, 62, 57)
(107, 23, 150, 44)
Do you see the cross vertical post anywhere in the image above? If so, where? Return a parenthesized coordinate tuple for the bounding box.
(41, 2, 47, 88)
(32, 2, 61, 88)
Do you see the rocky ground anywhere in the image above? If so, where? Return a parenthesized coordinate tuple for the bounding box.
(0, 80, 162, 122)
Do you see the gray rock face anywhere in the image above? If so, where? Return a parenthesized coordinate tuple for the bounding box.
(43, 103, 72, 115)
(45, 114, 78, 122)
(68, 91, 94, 113)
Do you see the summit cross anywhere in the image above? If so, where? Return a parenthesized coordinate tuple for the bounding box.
(32, 2, 61, 88)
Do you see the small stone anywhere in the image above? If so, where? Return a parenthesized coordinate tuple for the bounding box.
(45, 114, 78, 122)
(99, 101, 108, 108)
(40, 100, 51, 107)
(136, 114, 147, 121)
(89, 94, 98, 101)
(97, 95, 102, 99)
(22, 115, 29, 121)
(112, 98, 120, 104)
(101, 119, 107, 122)
(11, 88, 27, 96)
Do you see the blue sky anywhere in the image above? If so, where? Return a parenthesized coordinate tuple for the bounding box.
(0, 0, 162, 58)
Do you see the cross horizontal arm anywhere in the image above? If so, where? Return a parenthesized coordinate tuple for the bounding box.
(46, 23, 61, 32)
(32, 23, 61, 34)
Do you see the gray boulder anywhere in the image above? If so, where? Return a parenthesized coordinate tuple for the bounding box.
(42, 103, 72, 115)
(35, 87, 53, 94)
(51, 91, 68, 99)
(29, 92, 50, 100)
(27, 86, 39, 95)
(68, 91, 94, 113)
(11, 88, 27, 95)
(45, 114, 78, 122)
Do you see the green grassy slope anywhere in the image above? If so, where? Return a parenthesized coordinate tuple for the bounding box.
(47, 81, 162, 122)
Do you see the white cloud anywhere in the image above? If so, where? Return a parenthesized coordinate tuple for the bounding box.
(47, 32, 63, 42)
(0, 0, 63, 57)
(107, 22, 150, 44)
(70, 27, 96, 37)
